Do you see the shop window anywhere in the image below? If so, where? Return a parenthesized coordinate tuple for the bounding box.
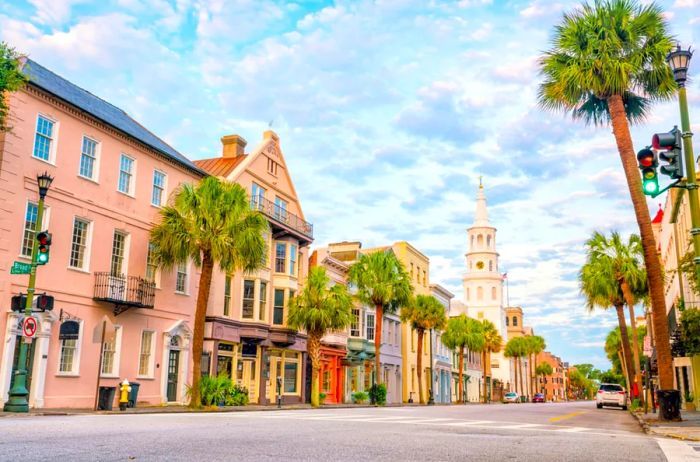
(273, 289, 285, 325)
(242, 280, 254, 319)
(322, 370, 330, 392)
(284, 353, 299, 393)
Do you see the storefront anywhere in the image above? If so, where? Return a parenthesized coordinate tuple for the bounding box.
(319, 345, 345, 404)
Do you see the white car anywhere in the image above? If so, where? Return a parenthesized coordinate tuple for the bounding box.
(503, 392, 520, 403)
(596, 383, 628, 410)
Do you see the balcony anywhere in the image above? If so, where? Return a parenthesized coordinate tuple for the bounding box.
(250, 196, 313, 245)
(93, 272, 155, 315)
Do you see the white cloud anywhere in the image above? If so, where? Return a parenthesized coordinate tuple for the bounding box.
(674, 0, 699, 7)
(27, 0, 89, 25)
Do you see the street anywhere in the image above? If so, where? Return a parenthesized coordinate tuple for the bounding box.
(0, 402, 692, 461)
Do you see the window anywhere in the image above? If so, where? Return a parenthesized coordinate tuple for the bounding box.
(350, 308, 361, 337)
(78, 136, 98, 180)
(513, 316, 518, 327)
(506, 316, 509, 327)
(33, 115, 55, 161)
(491, 287, 497, 300)
(151, 170, 166, 206)
(110, 231, 127, 275)
(69, 218, 90, 270)
(487, 235, 492, 248)
(176, 262, 188, 293)
(101, 326, 121, 376)
(146, 242, 158, 285)
(21, 202, 39, 257)
(366, 313, 375, 341)
(58, 321, 80, 374)
(242, 280, 255, 319)
(273, 289, 285, 325)
(423, 270, 427, 286)
(267, 158, 279, 175)
(489, 261, 493, 271)
(290, 244, 297, 276)
(274, 197, 287, 221)
(275, 243, 286, 273)
(395, 321, 399, 345)
(284, 353, 299, 393)
(223, 275, 232, 316)
(477, 286, 483, 301)
(259, 282, 267, 321)
(138, 331, 154, 377)
(251, 182, 265, 209)
(118, 154, 134, 194)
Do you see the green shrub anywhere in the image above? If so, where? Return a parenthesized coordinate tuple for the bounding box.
(368, 384, 387, 405)
(225, 384, 249, 406)
(630, 398, 641, 412)
(319, 392, 327, 404)
(351, 391, 369, 404)
(192, 375, 249, 407)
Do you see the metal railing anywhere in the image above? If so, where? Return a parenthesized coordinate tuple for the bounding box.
(250, 196, 313, 239)
(93, 272, 155, 308)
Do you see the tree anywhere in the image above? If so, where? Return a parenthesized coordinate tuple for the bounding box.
(535, 363, 553, 395)
(580, 232, 635, 390)
(442, 315, 484, 403)
(680, 308, 700, 356)
(288, 266, 354, 407)
(0, 42, 27, 131)
(400, 295, 447, 404)
(504, 337, 528, 397)
(573, 363, 603, 381)
(150, 177, 267, 407)
(588, 231, 647, 403)
(538, 0, 676, 394)
(348, 250, 412, 386)
(526, 336, 546, 400)
(480, 319, 502, 403)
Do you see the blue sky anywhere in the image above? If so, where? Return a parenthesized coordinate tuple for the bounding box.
(2, 0, 699, 370)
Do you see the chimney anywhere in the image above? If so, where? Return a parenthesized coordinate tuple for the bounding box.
(263, 130, 279, 142)
(221, 134, 247, 158)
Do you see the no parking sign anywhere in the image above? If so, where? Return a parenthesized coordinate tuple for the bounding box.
(23, 316, 37, 339)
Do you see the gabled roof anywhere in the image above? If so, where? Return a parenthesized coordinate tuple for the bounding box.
(193, 156, 247, 177)
(22, 59, 204, 176)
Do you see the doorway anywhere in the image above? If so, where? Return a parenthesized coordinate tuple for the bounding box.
(237, 359, 258, 403)
(167, 349, 180, 402)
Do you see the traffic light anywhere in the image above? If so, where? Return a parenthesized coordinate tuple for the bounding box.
(11, 294, 27, 312)
(637, 147, 659, 196)
(35, 294, 54, 311)
(653, 126, 684, 180)
(36, 231, 51, 265)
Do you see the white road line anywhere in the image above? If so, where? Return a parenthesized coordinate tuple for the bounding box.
(444, 420, 495, 427)
(495, 423, 544, 430)
(555, 427, 587, 433)
(655, 437, 700, 462)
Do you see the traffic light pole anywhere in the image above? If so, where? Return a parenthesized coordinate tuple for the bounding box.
(3, 192, 46, 412)
(677, 84, 700, 283)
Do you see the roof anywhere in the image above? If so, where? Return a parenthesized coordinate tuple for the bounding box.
(651, 204, 664, 224)
(22, 59, 204, 175)
(193, 156, 246, 178)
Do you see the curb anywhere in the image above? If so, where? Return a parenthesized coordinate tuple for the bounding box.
(630, 411, 700, 442)
(630, 410, 651, 434)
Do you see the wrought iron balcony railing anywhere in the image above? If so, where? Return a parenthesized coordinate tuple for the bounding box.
(250, 196, 313, 240)
(93, 272, 155, 314)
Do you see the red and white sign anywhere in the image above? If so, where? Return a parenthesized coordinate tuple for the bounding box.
(23, 316, 37, 338)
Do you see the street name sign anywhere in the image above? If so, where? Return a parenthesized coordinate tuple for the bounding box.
(10, 261, 31, 275)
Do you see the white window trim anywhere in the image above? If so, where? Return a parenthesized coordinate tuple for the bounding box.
(137, 329, 157, 379)
(146, 242, 161, 289)
(117, 153, 137, 197)
(175, 261, 190, 295)
(151, 169, 168, 208)
(31, 113, 58, 165)
(67, 217, 93, 273)
(19, 200, 51, 260)
(55, 320, 84, 377)
(100, 325, 123, 378)
(78, 135, 101, 183)
(110, 230, 130, 277)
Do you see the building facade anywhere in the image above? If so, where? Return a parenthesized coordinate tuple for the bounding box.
(430, 284, 453, 404)
(537, 351, 566, 402)
(195, 131, 311, 405)
(506, 306, 533, 399)
(0, 60, 202, 408)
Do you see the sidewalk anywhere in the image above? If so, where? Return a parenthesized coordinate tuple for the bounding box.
(633, 409, 700, 441)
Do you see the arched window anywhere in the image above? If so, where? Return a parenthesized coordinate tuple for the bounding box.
(487, 235, 491, 248)
(466, 288, 470, 300)
(470, 235, 474, 249)
(505, 317, 509, 326)
(489, 261, 493, 271)
(512, 316, 518, 327)
(477, 287, 483, 301)
(477, 234, 484, 247)
(491, 287, 497, 300)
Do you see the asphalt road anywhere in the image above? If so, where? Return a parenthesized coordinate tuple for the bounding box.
(0, 401, 686, 461)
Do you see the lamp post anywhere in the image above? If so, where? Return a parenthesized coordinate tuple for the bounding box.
(428, 328, 434, 405)
(4, 172, 53, 412)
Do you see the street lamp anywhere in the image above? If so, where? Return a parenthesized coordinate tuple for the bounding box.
(428, 328, 434, 405)
(4, 172, 53, 412)
(667, 44, 693, 86)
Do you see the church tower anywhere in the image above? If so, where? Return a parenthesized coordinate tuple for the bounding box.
(462, 179, 512, 388)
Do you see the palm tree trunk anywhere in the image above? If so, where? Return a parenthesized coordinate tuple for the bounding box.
(620, 280, 644, 406)
(486, 350, 492, 401)
(308, 333, 322, 407)
(532, 353, 538, 398)
(374, 303, 383, 386)
(614, 303, 635, 390)
(607, 94, 674, 392)
(417, 328, 424, 404)
(518, 357, 524, 401)
(482, 351, 487, 403)
(189, 252, 215, 408)
(618, 350, 631, 392)
(458, 347, 464, 404)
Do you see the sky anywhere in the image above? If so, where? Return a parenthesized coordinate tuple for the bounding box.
(2, 0, 700, 370)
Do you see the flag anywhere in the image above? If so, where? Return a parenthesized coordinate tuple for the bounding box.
(502, 272, 508, 280)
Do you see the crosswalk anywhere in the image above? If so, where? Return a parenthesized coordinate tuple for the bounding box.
(253, 410, 642, 438)
(655, 438, 700, 461)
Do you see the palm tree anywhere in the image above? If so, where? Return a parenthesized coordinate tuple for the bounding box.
(400, 295, 447, 404)
(480, 319, 502, 403)
(288, 266, 354, 407)
(348, 251, 413, 386)
(580, 233, 635, 391)
(605, 327, 631, 391)
(535, 363, 554, 396)
(527, 336, 546, 401)
(442, 315, 484, 404)
(538, 0, 676, 393)
(505, 337, 528, 398)
(150, 177, 268, 407)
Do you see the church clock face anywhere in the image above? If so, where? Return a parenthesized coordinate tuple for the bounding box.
(476, 261, 484, 270)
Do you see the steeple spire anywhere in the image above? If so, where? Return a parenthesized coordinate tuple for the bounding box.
(474, 179, 489, 226)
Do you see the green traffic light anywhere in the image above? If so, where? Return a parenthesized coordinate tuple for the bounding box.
(37, 253, 48, 264)
(643, 180, 659, 195)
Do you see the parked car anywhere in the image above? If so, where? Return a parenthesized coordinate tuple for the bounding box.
(596, 383, 627, 410)
(532, 393, 545, 403)
(503, 392, 520, 403)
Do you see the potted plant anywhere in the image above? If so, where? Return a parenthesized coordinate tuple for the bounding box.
(319, 392, 327, 405)
(685, 392, 696, 411)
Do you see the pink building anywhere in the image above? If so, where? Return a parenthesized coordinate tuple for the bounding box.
(0, 60, 203, 408)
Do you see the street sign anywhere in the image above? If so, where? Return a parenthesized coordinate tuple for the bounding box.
(23, 316, 37, 339)
(10, 261, 31, 275)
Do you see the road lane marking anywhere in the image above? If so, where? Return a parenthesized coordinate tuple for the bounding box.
(496, 423, 543, 430)
(555, 427, 587, 433)
(548, 411, 587, 422)
(655, 437, 700, 461)
(444, 421, 495, 427)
